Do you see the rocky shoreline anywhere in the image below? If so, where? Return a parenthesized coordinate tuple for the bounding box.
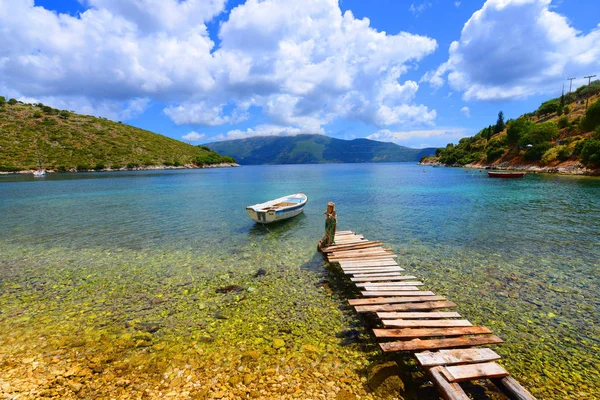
(419, 160, 599, 176)
(0, 163, 240, 175)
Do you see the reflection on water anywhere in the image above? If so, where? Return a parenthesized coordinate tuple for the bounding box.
(0, 164, 599, 399)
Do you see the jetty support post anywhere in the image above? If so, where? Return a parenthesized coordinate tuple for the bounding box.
(318, 202, 337, 251)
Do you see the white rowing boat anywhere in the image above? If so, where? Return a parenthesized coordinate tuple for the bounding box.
(246, 193, 308, 224)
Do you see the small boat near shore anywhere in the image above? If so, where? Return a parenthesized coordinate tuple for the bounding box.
(246, 193, 308, 224)
(488, 171, 526, 178)
(33, 138, 46, 177)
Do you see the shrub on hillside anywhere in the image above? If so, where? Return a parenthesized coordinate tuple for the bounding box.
(487, 147, 506, 162)
(519, 122, 559, 146)
(556, 145, 572, 161)
(573, 140, 587, 156)
(0, 96, 5, 106)
(537, 99, 560, 116)
(541, 147, 559, 164)
(581, 140, 600, 167)
(524, 142, 553, 161)
(557, 116, 569, 129)
(579, 100, 600, 132)
(507, 118, 533, 145)
(8, 98, 17, 105)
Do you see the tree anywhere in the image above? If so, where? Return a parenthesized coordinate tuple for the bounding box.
(581, 140, 600, 167)
(8, 98, 17, 105)
(579, 99, 600, 132)
(0, 96, 5, 106)
(537, 99, 560, 116)
(506, 118, 533, 145)
(519, 122, 559, 146)
(494, 111, 505, 134)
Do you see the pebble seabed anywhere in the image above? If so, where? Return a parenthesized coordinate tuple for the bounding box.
(1, 233, 598, 399)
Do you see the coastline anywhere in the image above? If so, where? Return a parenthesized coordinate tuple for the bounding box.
(0, 163, 241, 175)
(419, 160, 600, 176)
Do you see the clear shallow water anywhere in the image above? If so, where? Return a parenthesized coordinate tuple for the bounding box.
(0, 164, 599, 399)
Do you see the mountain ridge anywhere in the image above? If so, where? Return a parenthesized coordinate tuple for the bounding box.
(0, 99, 235, 172)
(206, 134, 436, 165)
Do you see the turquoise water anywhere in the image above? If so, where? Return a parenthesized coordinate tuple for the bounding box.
(1, 164, 599, 399)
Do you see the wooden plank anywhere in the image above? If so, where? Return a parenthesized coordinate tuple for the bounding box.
(428, 366, 470, 400)
(382, 319, 473, 328)
(355, 300, 457, 313)
(331, 247, 386, 255)
(331, 248, 388, 256)
(362, 282, 424, 288)
(340, 261, 399, 267)
(344, 269, 405, 275)
(344, 268, 405, 274)
(334, 231, 355, 235)
(377, 311, 461, 319)
(343, 265, 403, 271)
(332, 253, 396, 259)
(491, 376, 537, 400)
(348, 294, 440, 305)
(441, 362, 509, 383)
(341, 262, 399, 268)
(379, 335, 504, 352)
(322, 241, 382, 253)
(351, 271, 405, 277)
(332, 254, 396, 261)
(330, 253, 397, 260)
(351, 275, 417, 282)
(373, 326, 493, 339)
(360, 288, 424, 296)
(415, 348, 501, 367)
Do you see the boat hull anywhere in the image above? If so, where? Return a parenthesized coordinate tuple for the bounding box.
(246, 193, 307, 224)
(488, 171, 526, 178)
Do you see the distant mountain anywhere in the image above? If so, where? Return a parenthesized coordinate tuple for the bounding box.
(206, 134, 436, 165)
(0, 100, 234, 171)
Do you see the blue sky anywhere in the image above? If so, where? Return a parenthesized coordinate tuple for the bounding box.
(2, 0, 599, 148)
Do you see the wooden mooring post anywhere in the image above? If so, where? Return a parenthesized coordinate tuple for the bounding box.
(319, 208, 536, 400)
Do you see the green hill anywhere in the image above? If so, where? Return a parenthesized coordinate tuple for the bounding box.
(207, 134, 436, 165)
(425, 81, 600, 172)
(0, 99, 235, 172)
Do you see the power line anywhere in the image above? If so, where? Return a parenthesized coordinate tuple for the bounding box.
(584, 75, 597, 110)
(567, 77, 576, 94)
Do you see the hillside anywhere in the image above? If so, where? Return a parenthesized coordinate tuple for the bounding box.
(424, 81, 600, 174)
(207, 134, 436, 165)
(0, 99, 235, 172)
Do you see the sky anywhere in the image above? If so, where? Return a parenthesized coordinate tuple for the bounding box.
(1, 0, 599, 148)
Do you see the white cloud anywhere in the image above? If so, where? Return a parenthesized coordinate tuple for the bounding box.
(409, 2, 432, 16)
(455, 1, 461, 7)
(0, 0, 438, 131)
(460, 106, 471, 118)
(211, 124, 311, 142)
(421, 0, 600, 100)
(367, 128, 468, 144)
(182, 131, 206, 142)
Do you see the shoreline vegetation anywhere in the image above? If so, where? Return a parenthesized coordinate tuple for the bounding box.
(0, 98, 236, 172)
(420, 81, 600, 176)
(0, 162, 240, 175)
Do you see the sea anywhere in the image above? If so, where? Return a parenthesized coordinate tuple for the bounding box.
(0, 163, 598, 399)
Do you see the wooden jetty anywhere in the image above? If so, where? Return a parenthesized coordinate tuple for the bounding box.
(318, 205, 536, 400)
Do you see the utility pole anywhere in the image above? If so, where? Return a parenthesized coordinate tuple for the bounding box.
(567, 77, 576, 94)
(584, 75, 597, 110)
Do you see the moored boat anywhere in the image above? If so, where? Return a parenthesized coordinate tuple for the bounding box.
(33, 138, 46, 177)
(246, 193, 308, 224)
(487, 171, 526, 178)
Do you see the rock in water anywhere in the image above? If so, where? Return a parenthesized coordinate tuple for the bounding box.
(254, 268, 267, 277)
(216, 285, 244, 293)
